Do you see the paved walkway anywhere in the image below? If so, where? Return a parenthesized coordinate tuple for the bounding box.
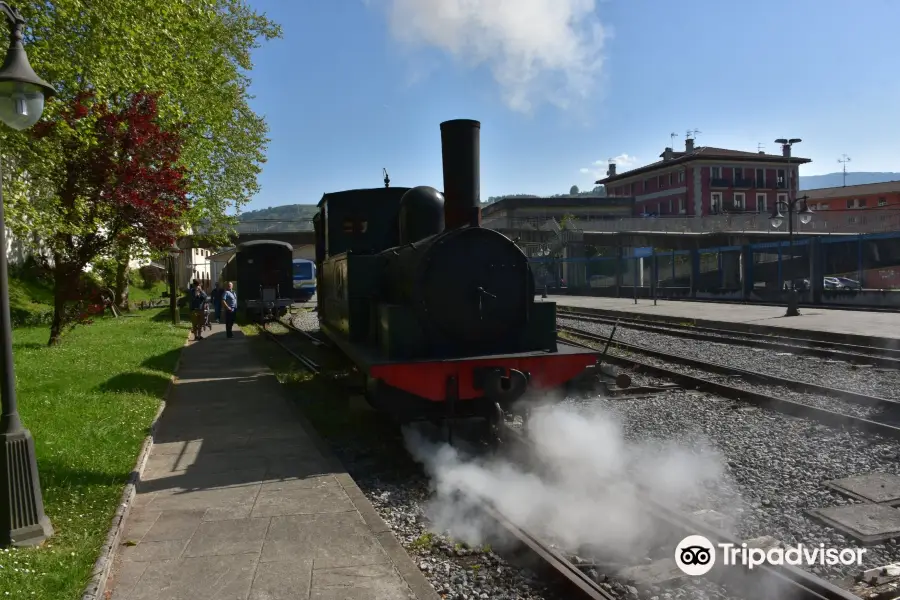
(106, 323, 437, 600)
(550, 295, 900, 341)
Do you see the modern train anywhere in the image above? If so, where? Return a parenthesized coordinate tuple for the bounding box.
(312, 119, 601, 438)
(292, 258, 317, 301)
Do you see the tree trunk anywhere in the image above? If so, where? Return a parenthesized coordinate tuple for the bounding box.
(114, 253, 129, 310)
(48, 270, 69, 347)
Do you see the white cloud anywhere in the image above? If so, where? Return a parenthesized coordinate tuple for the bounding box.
(579, 154, 639, 181)
(369, 0, 609, 114)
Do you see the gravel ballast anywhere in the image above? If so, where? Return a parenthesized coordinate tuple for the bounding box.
(565, 390, 900, 585)
(558, 317, 900, 401)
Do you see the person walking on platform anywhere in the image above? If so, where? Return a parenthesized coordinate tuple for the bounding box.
(222, 282, 237, 339)
(189, 284, 208, 341)
(211, 282, 223, 323)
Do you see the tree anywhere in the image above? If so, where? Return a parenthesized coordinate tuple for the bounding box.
(28, 91, 190, 345)
(569, 185, 579, 195)
(0, 0, 281, 250)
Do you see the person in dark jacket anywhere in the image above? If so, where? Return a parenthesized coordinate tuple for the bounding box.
(210, 283, 223, 323)
(189, 284, 208, 341)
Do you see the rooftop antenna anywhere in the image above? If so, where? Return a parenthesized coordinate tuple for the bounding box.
(670, 132, 678, 147)
(757, 143, 765, 153)
(688, 129, 701, 141)
(837, 154, 851, 187)
(383, 168, 390, 188)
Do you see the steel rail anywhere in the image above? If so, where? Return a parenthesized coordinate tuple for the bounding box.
(559, 308, 900, 365)
(559, 327, 900, 439)
(560, 311, 900, 366)
(261, 322, 321, 374)
(558, 324, 900, 410)
(500, 427, 862, 600)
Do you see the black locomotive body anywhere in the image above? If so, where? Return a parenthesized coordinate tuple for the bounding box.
(224, 240, 294, 320)
(315, 119, 599, 428)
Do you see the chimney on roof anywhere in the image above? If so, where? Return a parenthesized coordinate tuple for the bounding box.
(607, 161, 617, 177)
(782, 144, 791, 158)
(663, 147, 673, 161)
(685, 138, 695, 153)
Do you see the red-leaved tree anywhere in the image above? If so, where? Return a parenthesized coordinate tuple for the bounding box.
(29, 91, 190, 345)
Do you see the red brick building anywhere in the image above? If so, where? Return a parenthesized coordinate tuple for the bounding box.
(597, 137, 811, 217)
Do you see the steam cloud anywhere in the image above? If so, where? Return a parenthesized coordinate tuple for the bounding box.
(372, 0, 609, 113)
(404, 403, 727, 559)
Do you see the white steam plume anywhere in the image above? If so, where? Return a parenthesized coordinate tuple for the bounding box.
(372, 0, 609, 113)
(404, 403, 728, 559)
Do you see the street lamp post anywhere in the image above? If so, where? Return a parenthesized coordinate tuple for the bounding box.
(769, 186, 813, 317)
(167, 244, 182, 325)
(0, 2, 57, 546)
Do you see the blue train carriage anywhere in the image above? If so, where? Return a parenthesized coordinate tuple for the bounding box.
(292, 258, 317, 301)
(233, 240, 295, 321)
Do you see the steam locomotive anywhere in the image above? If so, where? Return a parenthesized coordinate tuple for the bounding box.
(313, 119, 599, 437)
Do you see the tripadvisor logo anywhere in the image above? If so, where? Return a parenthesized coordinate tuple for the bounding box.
(675, 535, 865, 576)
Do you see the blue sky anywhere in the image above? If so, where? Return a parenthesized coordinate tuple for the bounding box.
(242, 0, 900, 212)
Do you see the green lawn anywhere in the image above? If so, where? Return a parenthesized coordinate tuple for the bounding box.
(0, 309, 189, 599)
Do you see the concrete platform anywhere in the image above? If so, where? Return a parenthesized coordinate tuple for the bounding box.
(549, 295, 900, 347)
(105, 323, 437, 600)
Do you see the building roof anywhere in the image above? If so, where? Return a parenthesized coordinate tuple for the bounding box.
(598, 146, 812, 185)
(236, 239, 294, 252)
(803, 180, 900, 201)
(481, 195, 632, 216)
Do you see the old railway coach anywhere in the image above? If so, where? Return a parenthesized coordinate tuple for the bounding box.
(224, 240, 294, 320)
(312, 119, 600, 438)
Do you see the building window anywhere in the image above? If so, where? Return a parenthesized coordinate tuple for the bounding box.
(733, 167, 742, 181)
(879, 197, 888, 206)
(678, 169, 685, 183)
(756, 168, 765, 187)
(667, 198, 673, 213)
(678, 197, 685, 214)
(776, 169, 786, 187)
(668, 173, 674, 185)
(733, 192, 745, 210)
(777, 193, 788, 207)
(710, 192, 723, 214)
(756, 193, 767, 213)
(658, 175, 665, 187)
(645, 178, 653, 191)
(627, 183, 632, 195)
(847, 198, 868, 209)
(711, 166, 721, 179)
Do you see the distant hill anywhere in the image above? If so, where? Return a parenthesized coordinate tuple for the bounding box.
(800, 172, 900, 190)
(238, 204, 318, 221)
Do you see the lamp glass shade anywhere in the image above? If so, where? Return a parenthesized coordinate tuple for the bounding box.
(799, 212, 813, 225)
(0, 81, 45, 130)
(770, 216, 784, 229)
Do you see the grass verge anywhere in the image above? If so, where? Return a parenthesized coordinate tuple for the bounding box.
(0, 309, 189, 599)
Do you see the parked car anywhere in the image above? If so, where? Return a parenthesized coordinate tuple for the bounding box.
(835, 277, 862, 290)
(823, 277, 841, 289)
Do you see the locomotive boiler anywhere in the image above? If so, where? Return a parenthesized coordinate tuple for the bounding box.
(314, 119, 599, 437)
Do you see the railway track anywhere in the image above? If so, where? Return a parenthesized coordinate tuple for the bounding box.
(495, 424, 870, 600)
(558, 324, 900, 439)
(557, 309, 900, 367)
(260, 319, 884, 600)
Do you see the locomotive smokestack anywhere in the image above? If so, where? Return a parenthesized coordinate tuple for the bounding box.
(440, 119, 481, 230)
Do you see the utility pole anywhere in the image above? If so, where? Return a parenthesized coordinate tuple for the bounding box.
(838, 155, 851, 187)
